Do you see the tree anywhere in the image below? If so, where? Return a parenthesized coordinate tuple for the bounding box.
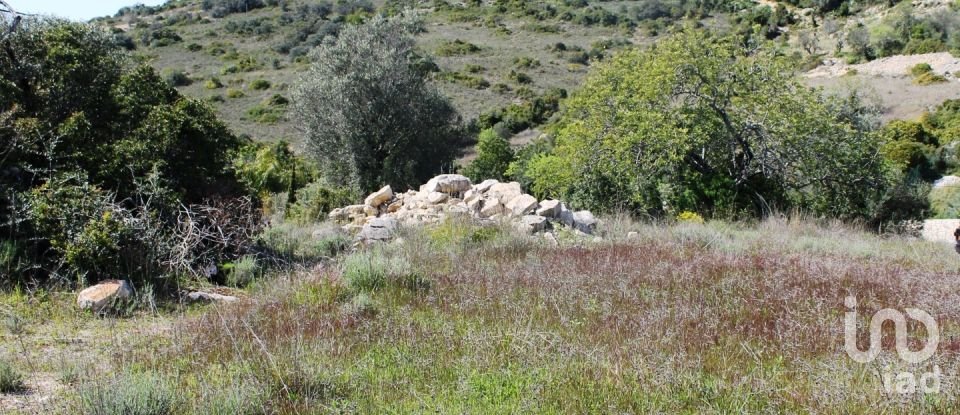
(293, 16, 464, 193)
(462, 129, 514, 182)
(0, 17, 249, 285)
(524, 30, 891, 220)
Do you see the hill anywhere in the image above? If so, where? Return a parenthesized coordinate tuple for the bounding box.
(93, 1, 956, 150)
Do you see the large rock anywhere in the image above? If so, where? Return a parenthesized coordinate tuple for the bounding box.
(506, 194, 538, 216)
(479, 201, 505, 218)
(934, 175, 960, 189)
(423, 174, 472, 195)
(573, 210, 598, 234)
(77, 280, 133, 312)
(922, 219, 960, 244)
(364, 185, 394, 208)
(475, 179, 499, 193)
(536, 200, 561, 218)
(427, 191, 449, 204)
(487, 182, 522, 205)
(358, 217, 399, 242)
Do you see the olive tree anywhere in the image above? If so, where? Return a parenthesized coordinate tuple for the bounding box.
(293, 16, 464, 193)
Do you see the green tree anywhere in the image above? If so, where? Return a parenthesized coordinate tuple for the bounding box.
(293, 16, 465, 193)
(525, 30, 891, 219)
(462, 129, 514, 181)
(0, 17, 248, 285)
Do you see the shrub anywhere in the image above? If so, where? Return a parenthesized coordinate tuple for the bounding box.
(462, 128, 514, 182)
(226, 88, 245, 98)
(342, 250, 389, 292)
(676, 211, 705, 224)
(163, 69, 192, 86)
(78, 370, 179, 415)
(0, 359, 24, 393)
(435, 39, 481, 56)
(507, 70, 533, 84)
(249, 79, 271, 90)
(435, 71, 489, 89)
(286, 181, 358, 224)
(930, 184, 960, 219)
(205, 77, 224, 89)
(224, 255, 260, 287)
(910, 63, 934, 77)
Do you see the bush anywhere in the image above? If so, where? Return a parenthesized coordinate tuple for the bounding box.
(226, 88, 245, 98)
(163, 69, 192, 86)
(78, 370, 179, 415)
(435, 71, 489, 89)
(435, 39, 481, 56)
(224, 255, 260, 287)
(930, 184, 960, 219)
(286, 181, 358, 224)
(204, 77, 224, 89)
(342, 249, 422, 293)
(249, 79, 271, 90)
(462, 129, 514, 182)
(0, 359, 24, 393)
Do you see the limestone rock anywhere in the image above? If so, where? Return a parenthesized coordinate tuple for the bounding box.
(573, 210, 598, 234)
(358, 217, 399, 242)
(363, 205, 378, 217)
(627, 231, 639, 239)
(487, 182, 522, 205)
(479, 201, 505, 218)
(543, 232, 559, 247)
(475, 179, 499, 193)
(535, 199, 561, 218)
(186, 291, 239, 304)
(364, 185, 394, 208)
(77, 280, 133, 312)
(934, 175, 960, 189)
(427, 191, 449, 204)
(423, 174, 472, 195)
(506, 194, 538, 216)
(518, 215, 548, 234)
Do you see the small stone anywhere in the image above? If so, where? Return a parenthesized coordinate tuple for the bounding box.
(627, 231, 639, 239)
(536, 200, 562, 218)
(364, 185, 394, 208)
(77, 280, 133, 312)
(387, 200, 403, 213)
(506, 194, 538, 216)
(186, 291, 239, 304)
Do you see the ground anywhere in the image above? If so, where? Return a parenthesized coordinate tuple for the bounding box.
(2, 218, 959, 413)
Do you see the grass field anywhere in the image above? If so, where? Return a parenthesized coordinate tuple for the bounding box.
(3, 217, 959, 413)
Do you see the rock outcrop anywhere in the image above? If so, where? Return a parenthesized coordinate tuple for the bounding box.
(330, 175, 599, 243)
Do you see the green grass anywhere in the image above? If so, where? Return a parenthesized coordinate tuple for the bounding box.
(0, 358, 24, 393)
(5, 217, 960, 412)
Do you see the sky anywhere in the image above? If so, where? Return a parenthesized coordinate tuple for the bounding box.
(10, 0, 167, 21)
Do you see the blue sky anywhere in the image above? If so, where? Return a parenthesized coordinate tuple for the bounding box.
(10, 0, 167, 21)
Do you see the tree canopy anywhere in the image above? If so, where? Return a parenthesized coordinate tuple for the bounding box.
(293, 15, 465, 193)
(524, 30, 892, 220)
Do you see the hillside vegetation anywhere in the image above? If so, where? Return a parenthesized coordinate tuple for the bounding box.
(2, 0, 960, 413)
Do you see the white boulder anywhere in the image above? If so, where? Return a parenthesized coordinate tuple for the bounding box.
(77, 280, 133, 312)
(423, 174, 472, 195)
(536, 200, 561, 218)
(364, 185, 394, 208)
(506, 194, 538, 216)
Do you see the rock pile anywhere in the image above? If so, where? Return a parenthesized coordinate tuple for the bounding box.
(328, 174, 597, 242)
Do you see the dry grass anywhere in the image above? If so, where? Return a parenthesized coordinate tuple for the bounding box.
(6, 217, 960, 413)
